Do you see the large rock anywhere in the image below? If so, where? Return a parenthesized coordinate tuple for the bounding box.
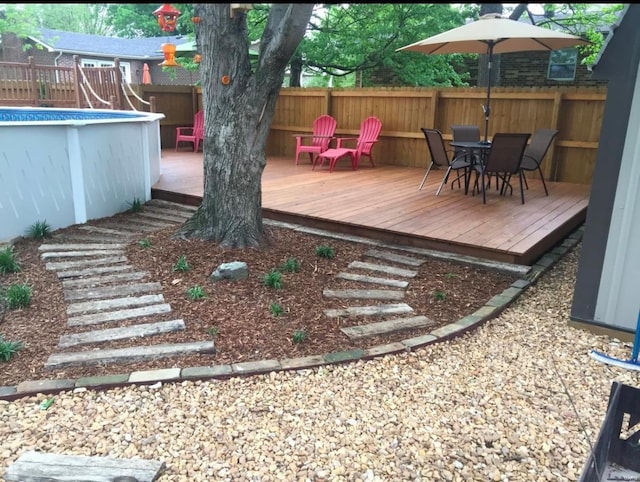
(210, 261, 248, 282)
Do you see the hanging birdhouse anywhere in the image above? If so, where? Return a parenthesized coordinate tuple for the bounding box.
(160, 43, 179, 67)
(153, 4, 181, 33)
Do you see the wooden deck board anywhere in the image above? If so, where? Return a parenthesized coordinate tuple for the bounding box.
(151, 151, 590, 265)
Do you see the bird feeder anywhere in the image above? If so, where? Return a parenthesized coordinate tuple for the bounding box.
(160, 43, 178, 67)
(153, 4, 181, 33)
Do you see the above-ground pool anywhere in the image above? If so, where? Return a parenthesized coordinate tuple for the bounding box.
(0, 106, 165, 243)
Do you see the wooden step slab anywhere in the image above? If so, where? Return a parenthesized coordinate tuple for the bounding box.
(364, 249, 427, 267)
(68, 303, 172, 327)
(341, 315, 435, 340)
(58, 319, 186, 348)
(67, 294, 165, 316)
(3, 450, 165, 482)
(324, 303, 414, 318)
(64, 282, 162, 302)
(56, 264, 134, 279)
(39, 243, 128, 252)
(148, 198, 198, 212)
(335, 272, 409, 288)
(136, 211, 189, 224)
(78, 225, 135, 237)
(348, 261, 417, 278)
(41, 249, 125, 259)
(141, 205, 193, 219)
(62, 271, 148, 289)
(45, 341, 215, 369)
(125, 217, 173, 229)
(323, 289, 404, 300)
(99, 222, 158, 233)
(46, 256, 128, 271)
(53, 233, 127, 244)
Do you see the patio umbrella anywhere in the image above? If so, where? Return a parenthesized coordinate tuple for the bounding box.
(142, 63, 152, 85)
(397, 14, 589, 142)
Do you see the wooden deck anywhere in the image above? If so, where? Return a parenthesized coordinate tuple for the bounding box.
(151, 150, 590, 266)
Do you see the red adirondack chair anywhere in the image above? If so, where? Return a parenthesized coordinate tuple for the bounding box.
(314, 116, 382, 173)
(294, 115, 337, 165)
(175, 110, 204, 152)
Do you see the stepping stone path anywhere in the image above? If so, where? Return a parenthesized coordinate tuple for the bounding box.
(41, 199, 215, 371)
(325, 248, 437, 340)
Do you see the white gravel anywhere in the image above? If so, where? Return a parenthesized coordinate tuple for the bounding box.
(1, 246, 639, 481)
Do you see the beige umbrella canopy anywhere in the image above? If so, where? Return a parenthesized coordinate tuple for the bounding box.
(397, 14, 590, 141)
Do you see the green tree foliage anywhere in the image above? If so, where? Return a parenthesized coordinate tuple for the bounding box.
(105, 3, 195, 38)
(31, 4, 113, 35)
(299, 4, 473, 87)
(0, 4, 39, 41)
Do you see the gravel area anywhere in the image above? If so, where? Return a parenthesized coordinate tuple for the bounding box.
(1, 245, 639, 481)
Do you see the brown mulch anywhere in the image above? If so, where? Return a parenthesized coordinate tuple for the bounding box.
(0, 213, 519, 387)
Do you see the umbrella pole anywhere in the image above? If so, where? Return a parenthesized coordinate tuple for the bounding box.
(482, 43, 494, 143)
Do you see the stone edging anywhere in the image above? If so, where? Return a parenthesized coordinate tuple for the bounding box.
(0, 222, 584, 402)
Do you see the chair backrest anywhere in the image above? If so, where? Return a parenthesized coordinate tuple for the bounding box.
(356, 116, 382, 156)
(451, 125, 481, 143)
(484, 133, 531, 174)
(523, 128, 559, 166)
(193, 110, 204, 137)
(421, 128, 451, 168)
(312, 115, 337, 150)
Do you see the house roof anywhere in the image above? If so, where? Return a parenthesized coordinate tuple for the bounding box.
(30, 28, 191, 60)
(590, 4, 630, 70)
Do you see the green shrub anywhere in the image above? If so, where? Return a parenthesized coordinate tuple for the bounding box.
(0, 246, 21, 275)
(279, 257, 300, 273)
(292, 328, 307, 344)
(432, 290, 447, 301)
(315, 245, 335, 259)
(6, 283, 32, 309)
(187, 285, 206, 300)
(26, 220, 52, 239)
(206, 326, 219, 337)
(270, 302, 285, 317)
(138, 238, 153, 248)
(127, 197, 143, 213)
(263, 269, 283, 289)
(172, 255, 190, 272)
(0, 335, 24, 362)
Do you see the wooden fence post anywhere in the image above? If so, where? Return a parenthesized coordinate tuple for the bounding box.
(149, 96, 157, 113)
(429, 89, 439, 131)
(73, 55, 82, 108)
(113, 58, 123, 110)
(28, 56, 38, 106)
(324, 88, 332, 117)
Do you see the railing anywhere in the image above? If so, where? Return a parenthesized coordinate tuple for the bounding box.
(0, 56, 156, 112)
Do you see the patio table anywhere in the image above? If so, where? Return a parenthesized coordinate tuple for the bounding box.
(450, 140, 492, 194)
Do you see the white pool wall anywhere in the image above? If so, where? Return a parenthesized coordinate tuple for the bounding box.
(0, 107, 165, 243)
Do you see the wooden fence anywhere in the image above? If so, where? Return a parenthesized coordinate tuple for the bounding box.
(0, 69, 605, 185)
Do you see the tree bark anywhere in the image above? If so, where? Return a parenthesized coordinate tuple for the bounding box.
(288, 53, 303, 87)
(176, 4, 314, 248)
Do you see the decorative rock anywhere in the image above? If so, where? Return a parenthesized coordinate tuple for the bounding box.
(210, 261, 248, 282)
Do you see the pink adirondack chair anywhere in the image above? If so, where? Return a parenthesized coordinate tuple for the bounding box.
(314, 116, 382, 173)
(294, 115, 337, 165)
(175, 110, 204, 152)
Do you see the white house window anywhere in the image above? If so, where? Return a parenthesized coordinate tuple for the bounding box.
(81, 58, 131, 83)
(548, 48, 578, 81)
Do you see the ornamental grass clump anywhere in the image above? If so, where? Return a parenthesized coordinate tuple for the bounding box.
(279, 256, 300, 273)
(315, 245, 335, 259)
(263, 269, 283, 289)
(6, 283, 32, 309)
(0, 335, 24, 362)
(26, 220, 52, 239)
(0, 246, 20, 275)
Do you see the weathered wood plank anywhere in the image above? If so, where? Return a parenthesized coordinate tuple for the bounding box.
(58, 319, 186, 348)
(363, 249, 426, 267)
(64, 282, 163, 302)
(4, 450, 165, 482)
(56, 265, 134, 279)
(38, 243, 127, 251)
(66, 294, 165, 315)
(335, 272, 409, 288)
(45, 341, 215, 369)
(67, 304, 172, 327)
(348, 261, 417, 278)
(323, 289, 404, 300)
(324, 303, 414, 318)
(40, 249, 125, 259)
(46, 256, 128, 271)
(62, 271, 149, 289)
(341, 315, 435, 340)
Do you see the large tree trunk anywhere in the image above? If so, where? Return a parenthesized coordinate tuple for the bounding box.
(176, 4, 314, 248)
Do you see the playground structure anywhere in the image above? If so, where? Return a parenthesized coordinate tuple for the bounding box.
(0, 55, 156, 112)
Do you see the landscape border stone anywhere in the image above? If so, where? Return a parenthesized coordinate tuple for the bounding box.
(0, 216, 584, 402)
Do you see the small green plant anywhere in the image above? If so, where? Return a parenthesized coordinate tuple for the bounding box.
(138, 238, 153, 248)
(315, 245, 335, 259)
(270, 302, 285, 317)
(292, 328, 307, 344)
(279, 256, 300, 273)
(0, 335, 24, 362)
(172, 255, 190, 272)
(187, 285, 206, 300)
(0, 246, 21, 275)
(444, 273, 459, 279)
(26, 220, 52, 239)
(6, 283, 32, 309)
(263, 269, 283, 289)
(432, 290, 447, 301)
(127, 197, 143, 213)
(206, 326, 219, 337)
